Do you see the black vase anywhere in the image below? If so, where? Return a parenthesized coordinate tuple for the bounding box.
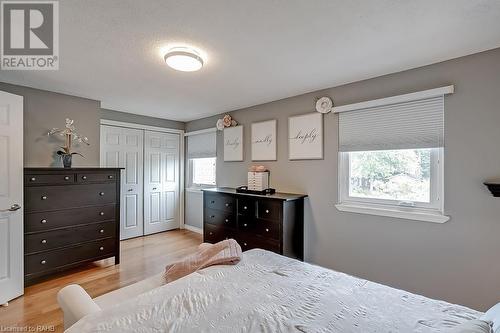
(62, 154, 72, 168)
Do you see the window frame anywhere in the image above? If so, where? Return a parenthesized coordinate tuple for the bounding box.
(187, 157, 217, 189)
(336, 148, 449, 223)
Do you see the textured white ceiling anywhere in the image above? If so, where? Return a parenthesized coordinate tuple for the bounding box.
(1, 0, 500, 121)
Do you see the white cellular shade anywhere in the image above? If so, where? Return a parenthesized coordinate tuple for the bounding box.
(339, 96, 444, 152)
(187, 131, 217, 158)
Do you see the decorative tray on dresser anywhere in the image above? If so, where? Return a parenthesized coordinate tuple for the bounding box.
(202, 187, 307, 260)
(24, 168, 122, 285)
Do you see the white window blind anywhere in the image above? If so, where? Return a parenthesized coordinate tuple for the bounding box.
(187, 131, 217, 158)
(338, 96, 445, 152)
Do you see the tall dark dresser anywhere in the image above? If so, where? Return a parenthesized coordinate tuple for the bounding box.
(202, 188, 307, 260)
(24, 168, 121, 285)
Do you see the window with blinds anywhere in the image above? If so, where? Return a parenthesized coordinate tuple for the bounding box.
(336, 87, 452, 223)
(186, 130, 217, 187)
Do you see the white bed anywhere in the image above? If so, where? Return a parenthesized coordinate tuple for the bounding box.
(60, 249, 481, 332)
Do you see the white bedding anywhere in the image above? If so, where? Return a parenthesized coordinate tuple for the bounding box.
(67, 249, 481, 333)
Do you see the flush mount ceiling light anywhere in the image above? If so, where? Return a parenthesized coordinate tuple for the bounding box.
(164, 47, 204, 72)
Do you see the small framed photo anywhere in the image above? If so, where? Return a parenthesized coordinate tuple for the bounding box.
(251, 120, 277, 161)
(223, 126, 243, 161)
(288, 113, 323, 160)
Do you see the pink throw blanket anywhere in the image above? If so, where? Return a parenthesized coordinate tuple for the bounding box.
(164, 239, 242, 283)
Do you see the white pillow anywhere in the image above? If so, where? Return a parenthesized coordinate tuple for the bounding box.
(481, 302, 500, 333)
(451, 319, 492, 333)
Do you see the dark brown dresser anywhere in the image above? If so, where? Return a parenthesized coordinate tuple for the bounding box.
(202, 188, 307, 260)
(24, 168, 121, 285)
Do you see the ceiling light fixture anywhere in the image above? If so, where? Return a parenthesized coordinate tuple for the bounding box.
(164, 47, 204, 72)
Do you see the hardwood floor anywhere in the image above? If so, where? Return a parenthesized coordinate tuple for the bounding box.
(0, 229, 202, 332)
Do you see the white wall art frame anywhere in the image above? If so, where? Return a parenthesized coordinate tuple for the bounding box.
(288, 113, 323, 160)
(251, 119, 277, 161)
(223, 125, 244, 161)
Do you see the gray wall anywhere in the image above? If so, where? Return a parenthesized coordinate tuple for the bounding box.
(0, 83, 186, 167)
(185, 190, 204, 229)
(186, 47, 500, 311)
(0, 82, 100, 167)
(101, 108, 185, 130)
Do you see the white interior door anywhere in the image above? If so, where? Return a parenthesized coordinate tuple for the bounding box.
(0, 91, 23, 305)
(144, 131, 180, 235)
(100, 126, 144, 240)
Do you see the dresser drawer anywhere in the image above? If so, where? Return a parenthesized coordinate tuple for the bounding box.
(25, 221, 116, 254)
(238, 217, 256, 232)
(77, 173, 117, 183)
(25, 183, 116, 212)
(25, 174, 75, 186)
(204, 194, 235, 213)
(25, 238, 116, 275)
(237, 198, 256, 217)
(256, 219, 280, 240)
(204, 208, 236, 227)
(236, 235, 280, 253)
(25, 205, 115, 233)
(204, 224, 235, 243)
(257, 200, 281, 221)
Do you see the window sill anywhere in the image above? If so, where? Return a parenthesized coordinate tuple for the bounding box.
(335, 203, 450, 223)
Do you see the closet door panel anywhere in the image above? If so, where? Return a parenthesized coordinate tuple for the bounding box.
(100, 125, 144, 240)
(144, 131, 180, 235)
(120, 128, 144, 240)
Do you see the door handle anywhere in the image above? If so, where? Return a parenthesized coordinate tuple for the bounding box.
(1, 204, 21, 212)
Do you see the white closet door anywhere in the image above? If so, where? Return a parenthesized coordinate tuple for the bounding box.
(0, 91, 23, 305)
(100, 125, 144, 240)
(144, 131, 180, 235)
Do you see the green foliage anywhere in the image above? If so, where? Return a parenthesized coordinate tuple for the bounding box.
(350, 149, 429, 182)
(349, 149, 431, 202)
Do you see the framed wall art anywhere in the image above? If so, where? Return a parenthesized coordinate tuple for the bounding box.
(288, 113, 323, 160)
(223, 125, 244, 161)
(251, 120, 277, 161)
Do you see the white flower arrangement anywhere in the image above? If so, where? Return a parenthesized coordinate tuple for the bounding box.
(216, 114, 238, 131)
(48, 118, 89, 157)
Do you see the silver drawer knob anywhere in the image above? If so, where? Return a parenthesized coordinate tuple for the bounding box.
(99, 192, 105, 196)
(41, 219, 47, 224)
(243, 206, 247, 210)
(64, 176, 70, 180)
(265, 209, 270, 214)
(225, 219, 229, 223)
(243, 223, 248, 227)
(41, 239, 47, 244)
(40, 260, 46, 265)
(243, 243, 247, 247)
(209, 232, 213, 235)
(41, 195, 47, 200)
(30, 177, 36, 182)
(265, 228, 269, 232)
(82, 176, 87, 180)
(99, 246, 104, 251)
(99, 212, 105, 216)
(108, 175, 114, 179)
(225, 203, 230, 207)
(99, 229, 104, 233)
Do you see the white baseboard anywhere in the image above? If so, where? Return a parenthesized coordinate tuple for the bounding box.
(183, 224, 203, 234)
